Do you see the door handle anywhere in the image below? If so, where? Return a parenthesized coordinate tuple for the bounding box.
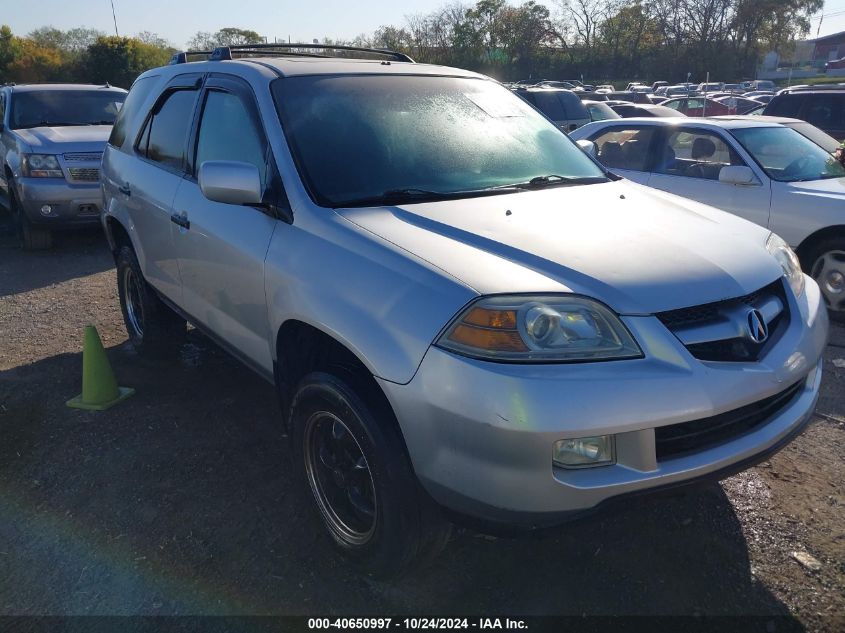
(118, 184, 131, 196)
(170, 211, 190, 230)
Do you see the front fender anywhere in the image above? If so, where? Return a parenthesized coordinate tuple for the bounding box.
(265, 210, 476, 385)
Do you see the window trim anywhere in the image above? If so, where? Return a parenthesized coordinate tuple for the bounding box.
(133, 73, 204, 176)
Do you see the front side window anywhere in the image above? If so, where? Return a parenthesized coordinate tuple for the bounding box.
(590, 126, 656, 171)
(730, 126, 845, 182)
(137, 89, 198, 170)
(657, 129, 743, 180)
(803, 95, 845, 130)
(195, 90, 268, 188)
(272, 75, 607, 208)
(9, 90, 126, 129)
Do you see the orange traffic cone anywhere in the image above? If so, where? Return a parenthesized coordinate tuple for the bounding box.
(66, 325, 135, 411)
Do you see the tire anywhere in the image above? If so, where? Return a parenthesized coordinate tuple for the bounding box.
(9, 185, 52, 251)
(802, 237, 845, 323)
(115, 245, 187, 356)
(290, 371, 450, 578)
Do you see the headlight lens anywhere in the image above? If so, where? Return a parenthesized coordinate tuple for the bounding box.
(437, 295, 642, 362)
(22, 154, 63, 178)
(766, 233, 804, 297)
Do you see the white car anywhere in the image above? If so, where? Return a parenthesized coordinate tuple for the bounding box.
(571, 117, 845, 317)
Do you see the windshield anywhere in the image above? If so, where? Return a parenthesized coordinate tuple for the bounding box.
(10, 90, 126, 129)
(731, 126, 845, 182)
(272, 75, 607, 208)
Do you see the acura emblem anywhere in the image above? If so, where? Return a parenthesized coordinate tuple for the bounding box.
(746, 309, 768, 344)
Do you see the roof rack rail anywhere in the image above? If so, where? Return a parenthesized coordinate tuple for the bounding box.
(169, 50, 213, 65)
(782, 83, 845, 92)
(207, 43, 414, 63)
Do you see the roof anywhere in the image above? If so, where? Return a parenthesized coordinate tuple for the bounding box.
(807, 29, 845, 44)
(7, 83, 127, 93)
(157, 56, 486, 80)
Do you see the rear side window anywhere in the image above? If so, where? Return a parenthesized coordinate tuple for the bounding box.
(589, 126, 656, 171)
(765, 94, 805, 118)
(558, 92, 588, 119)
(803, 94, 845, 130)
(136, 89, 198, 170)
(109, 76, 157, 149)
(195, 90, 269, 188)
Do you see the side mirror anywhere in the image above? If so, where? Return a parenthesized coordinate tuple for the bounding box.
(577, 139, 598, 158)
(198, 160, 262, 205)
(719, 165, 758, 186)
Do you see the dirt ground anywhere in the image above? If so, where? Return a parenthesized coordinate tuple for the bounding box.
(1, 223, 843, 631)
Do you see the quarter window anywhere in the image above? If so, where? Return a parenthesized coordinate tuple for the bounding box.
(195, 90, 268, 188)
(590, 127, 656, 171)
(110, 75, 158, 149)
(137, 89, 198, 170)
(657, 130, 744, 180)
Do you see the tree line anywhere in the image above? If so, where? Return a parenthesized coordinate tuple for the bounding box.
(0, 1, 825, 88)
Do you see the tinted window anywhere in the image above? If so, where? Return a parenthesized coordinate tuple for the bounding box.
(558, 91, 588, 119)
(195, 90, 268, 187)
(272, 75, 607, 208)
(657, 129, 743, 180)
(109, 76, 158, 149)
(137, 89, 197, 169)
(765, 94, 805, 118)
(531, 91, 567, 121)
(590, 127, 656, 171)
(803, 94, 845, 131)
(10, 89, 126, 129)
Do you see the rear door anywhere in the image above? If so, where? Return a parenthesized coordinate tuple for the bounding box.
(121, 74, 202, 302)
(169, 74, 281, 374)
(646, 126, 771, 228)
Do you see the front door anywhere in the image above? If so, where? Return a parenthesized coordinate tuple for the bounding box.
(170, 75, 279, 373)
(647, 127, 771, 229)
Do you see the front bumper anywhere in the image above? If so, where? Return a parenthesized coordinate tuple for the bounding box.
(379, 277, 829, 527)
(15, 177, 102, 227)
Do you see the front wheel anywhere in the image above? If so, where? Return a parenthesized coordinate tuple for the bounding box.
(9, 186, 52, 250)
(804, 238, 845, 323)
(115, 245, 186, 356)
(290, 371, 450, 578)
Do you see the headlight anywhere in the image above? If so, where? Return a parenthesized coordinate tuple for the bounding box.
(22, 154, 63, 178)
(766, 233, 805, 297)
(437, 295, 642, 362)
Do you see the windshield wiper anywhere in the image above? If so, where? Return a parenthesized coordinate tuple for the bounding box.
(333, 186, 522, 208)
(510, 174, 609, 189)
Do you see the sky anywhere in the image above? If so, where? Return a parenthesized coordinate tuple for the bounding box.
(5, 0, 845, 49)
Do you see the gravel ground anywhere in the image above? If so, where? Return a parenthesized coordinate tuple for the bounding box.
(0, 224, 843, 631)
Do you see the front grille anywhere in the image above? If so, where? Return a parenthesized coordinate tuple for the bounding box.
(67, 168, 100, 182)
(656, 279, 789, 362)
(64, 152, 103, 162)
(655, 381, 804, 461)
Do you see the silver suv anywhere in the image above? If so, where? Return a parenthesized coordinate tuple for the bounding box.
(1, 83, 127, 249)
(101, 45, 829, 577)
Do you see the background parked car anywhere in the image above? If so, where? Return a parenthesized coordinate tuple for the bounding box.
(661, 96, 732, 116)
(571, 117, 845, 317)
(763, 86, 845, 140)
(826, 57, 845, 70)
(582, 100, 621, 121)
(512, 87, 591, 131)
(742, 80, 777, 92)
(609, 103, 686, 118)
(652, 80, 669, 92)
(0, 83, 128, 249)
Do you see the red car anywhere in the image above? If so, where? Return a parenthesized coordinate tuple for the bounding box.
(660, 96, 732, 117)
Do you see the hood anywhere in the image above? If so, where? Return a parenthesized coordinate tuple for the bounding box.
(336, 180, 783, 314)
(784, 176, 845, 198)
(14, 125, 112, 153)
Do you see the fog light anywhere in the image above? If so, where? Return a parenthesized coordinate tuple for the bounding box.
(553, 435, 614, 468)
(40, 205, 52, 216)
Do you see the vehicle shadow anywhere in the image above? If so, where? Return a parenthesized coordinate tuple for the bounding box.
(0, 334, 802, 627)
(0, 212, 113, 297)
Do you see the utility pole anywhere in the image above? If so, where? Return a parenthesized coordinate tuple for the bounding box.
(109, 0, 119, 36)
